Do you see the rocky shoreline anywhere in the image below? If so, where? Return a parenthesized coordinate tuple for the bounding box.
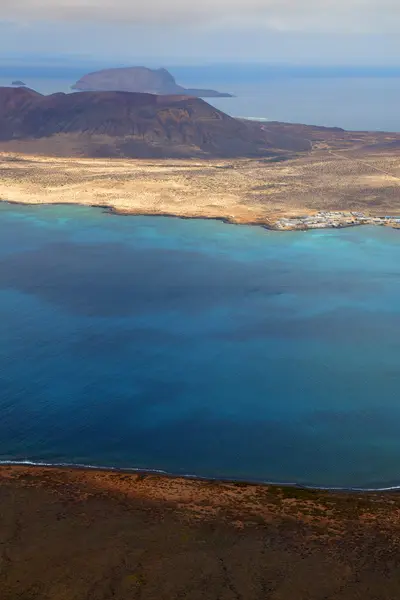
(3, 197, 400, 235)
(109, 207, 400, 232)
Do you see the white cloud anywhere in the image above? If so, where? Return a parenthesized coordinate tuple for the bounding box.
(1, 0, 400, 33)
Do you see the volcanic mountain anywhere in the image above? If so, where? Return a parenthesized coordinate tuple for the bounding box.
(72, 66, 233, 98)
(0, 87, 311, 158)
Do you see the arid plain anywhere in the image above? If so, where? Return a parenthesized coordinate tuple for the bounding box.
(1, 126, 400, 228)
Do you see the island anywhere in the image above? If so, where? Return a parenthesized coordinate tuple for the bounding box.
(71, 66, 233, 98)
(11, 80, 26, 86)
(0, 86, 399, 230)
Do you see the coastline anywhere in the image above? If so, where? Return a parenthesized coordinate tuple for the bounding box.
(2, 462, 400, 516)
(3, 198, 400, 234)
(2, 458, 400, 493)
(1, 198, 270, 230)
(1, 151, 400, 232)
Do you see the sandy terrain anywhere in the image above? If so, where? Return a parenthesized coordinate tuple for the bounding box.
(1, 147, 400, 227)
(2, 465, 400, 599)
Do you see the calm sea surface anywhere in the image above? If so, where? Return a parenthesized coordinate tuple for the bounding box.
(207, 78, 400, 131)
(2, 203, 400, 488)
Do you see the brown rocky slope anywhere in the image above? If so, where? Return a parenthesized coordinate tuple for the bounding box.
(0, 87, 311, 159)
(3, 465, 400, 600)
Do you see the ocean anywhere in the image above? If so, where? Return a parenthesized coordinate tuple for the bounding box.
(2, 203, 400, 489)
(1, 63, 400, 131)
(207, 78, 400, 132)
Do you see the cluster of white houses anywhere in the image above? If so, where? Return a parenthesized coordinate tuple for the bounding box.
(274, 211, 400, 231)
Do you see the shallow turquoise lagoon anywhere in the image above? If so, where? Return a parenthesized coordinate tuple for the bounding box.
(1, 203, 400, 489)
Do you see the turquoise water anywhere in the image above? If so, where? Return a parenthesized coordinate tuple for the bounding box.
(2, 203, 400, 488)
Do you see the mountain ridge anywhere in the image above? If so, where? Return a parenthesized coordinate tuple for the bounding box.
(0, 87, 311, 158)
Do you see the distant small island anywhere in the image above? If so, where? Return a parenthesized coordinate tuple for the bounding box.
(71, 66, 233, 98)
(11, 80, 26, 87)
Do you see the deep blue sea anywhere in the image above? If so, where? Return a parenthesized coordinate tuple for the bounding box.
(2, 203, 400, 489)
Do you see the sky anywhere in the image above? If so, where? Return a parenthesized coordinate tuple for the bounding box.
(0, 0, 399, 66)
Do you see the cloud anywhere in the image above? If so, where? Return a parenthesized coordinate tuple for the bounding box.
(1, 0, 400, 33)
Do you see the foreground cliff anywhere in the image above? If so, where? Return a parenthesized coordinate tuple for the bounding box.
(2, 465, 400, 600)
(0, 87, 311, 158)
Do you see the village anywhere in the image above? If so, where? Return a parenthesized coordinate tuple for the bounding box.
(274, 211, 400, 231)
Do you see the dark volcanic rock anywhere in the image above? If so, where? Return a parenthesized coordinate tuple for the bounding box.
(0, 87, 42, 141)
(72, 66, 233, 98)
(0, 86, 40, 110)
(0, 87, 311, 158)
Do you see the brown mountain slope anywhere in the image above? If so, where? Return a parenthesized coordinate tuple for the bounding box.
(71, 66, 233, 98)
(0, 86, 40, 111)
(0, 88, 311, 158)
(0, 87, 42, 140)
(260, 120, 400, 152)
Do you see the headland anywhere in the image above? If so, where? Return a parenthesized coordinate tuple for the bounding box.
(2, 464, 400, 599)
